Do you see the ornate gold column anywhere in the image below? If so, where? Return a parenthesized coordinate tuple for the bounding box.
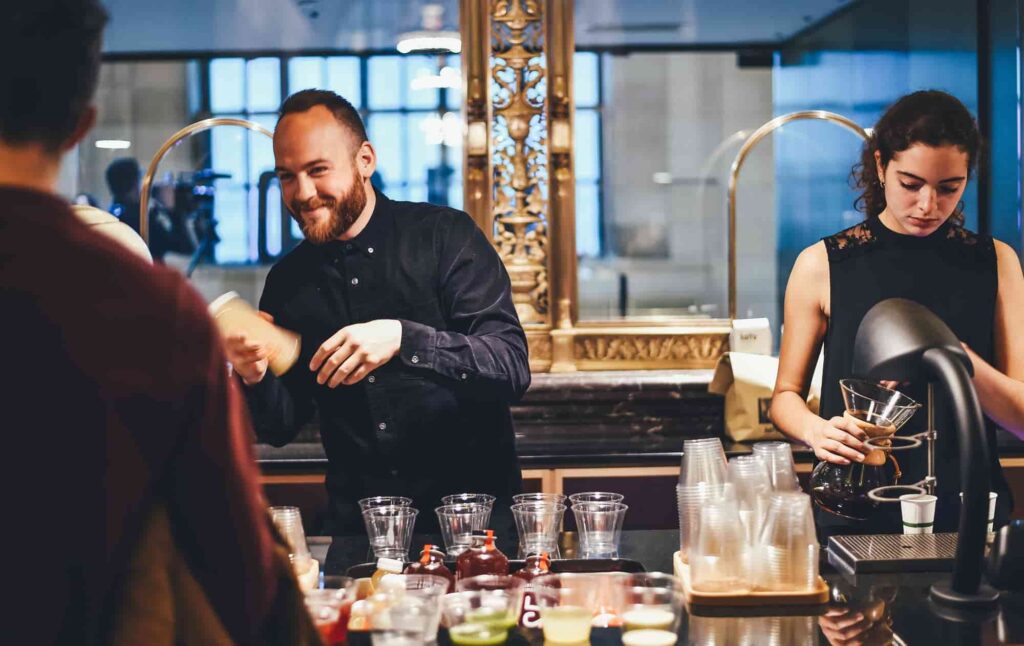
(462, 0, 559, 372)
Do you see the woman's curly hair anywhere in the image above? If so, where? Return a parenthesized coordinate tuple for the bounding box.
(852, 90, 980, 225)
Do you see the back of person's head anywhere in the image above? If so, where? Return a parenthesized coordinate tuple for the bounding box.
(106, 157, 141, 198)
(0, 0, 109, 153)
(854, 90, 980, 221)
(278, 89, 368, 149)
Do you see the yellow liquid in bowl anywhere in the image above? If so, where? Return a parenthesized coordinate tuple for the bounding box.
(541, 606, 593, 643)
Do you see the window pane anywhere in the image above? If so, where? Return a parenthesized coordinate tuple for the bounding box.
(408, 113, 441, 184)
(368, 56, 402, 109)
(448, 184, 463, 210)
(266, 181, 282, 257)
(407, 184, 427, 203)
(214, 184, 248, 263)
(368, 113, 405, 185)
(249, 114, 277, 183)
(576, 181, 601, 257)
(247, 58, 281, 112)
(327, 57, 362, 107)
(288, 57, 324, 94)
(574, 51, 600, 108)
(445, 54, 462, 110)
(575, 109, 601, 181)
(209, 58, 245, 113)
(210, 120, 248, 186)
(406, 55, 440, 109)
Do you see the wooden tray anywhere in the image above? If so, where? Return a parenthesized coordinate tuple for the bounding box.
(346, 557, 645, 579)
(673, 551, 829, 607)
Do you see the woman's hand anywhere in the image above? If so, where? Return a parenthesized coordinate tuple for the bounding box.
(807, 416, 869, 465)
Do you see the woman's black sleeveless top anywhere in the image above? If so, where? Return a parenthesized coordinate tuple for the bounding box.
(820, 216, 1011, 533)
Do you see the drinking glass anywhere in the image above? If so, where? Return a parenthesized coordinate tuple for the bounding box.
(755, 492, 818, 591)
(511, 502, 565, 558)
(752, 441, 800, 491)
(513, 493, 567, 505)
(679, 438, 727, 486)
(436, 503, 491, 557)
(533, 573, 601, 644)
(441, 590, 521, 646)
(690, 498, 750, 593)
(572, 501, 628, 559)
(568, 491, 625, 505)
(269, 506, 312, 575)
(359, 496, 414, 511)
(362, 505, 418, 560)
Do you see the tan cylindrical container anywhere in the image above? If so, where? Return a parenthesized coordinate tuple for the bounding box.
(209, 291, 301, 376)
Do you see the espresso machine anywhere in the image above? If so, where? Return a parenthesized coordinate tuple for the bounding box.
(823, 298, 998, 609)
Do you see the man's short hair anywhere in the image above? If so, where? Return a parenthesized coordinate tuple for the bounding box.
(278, 89, 368, 148)
(0, 1, 109, 151)
(106, 158, 140, 197)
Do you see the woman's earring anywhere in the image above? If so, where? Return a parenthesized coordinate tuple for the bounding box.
(879, 179, 886, 189)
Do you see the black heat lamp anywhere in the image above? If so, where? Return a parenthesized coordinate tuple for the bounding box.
(852, 298, 998, 608)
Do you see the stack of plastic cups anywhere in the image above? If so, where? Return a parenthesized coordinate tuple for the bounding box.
(690, 494, 751, 594)
(441, 494, 496, 527)
(726, 455, 773, 546)
(269, 506, 316, 589)
(676, 438, 728, 562)
(755, 492, 819, 592)
(751, 442, 800, 491)
(362, 505, 419, 561)
(435, 503, 491, 557)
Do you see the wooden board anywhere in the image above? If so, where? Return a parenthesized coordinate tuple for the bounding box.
(673, 552, 828, 607)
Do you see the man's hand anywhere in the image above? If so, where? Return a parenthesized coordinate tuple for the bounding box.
(310, 319, 403, 387)
(223, 312, 274, 386)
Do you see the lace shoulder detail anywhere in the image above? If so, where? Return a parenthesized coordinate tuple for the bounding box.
(945, 224, 995, 260)
(823, 221, 877, 262)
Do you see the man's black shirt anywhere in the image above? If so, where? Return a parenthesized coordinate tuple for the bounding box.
(245, 191, 529, 533)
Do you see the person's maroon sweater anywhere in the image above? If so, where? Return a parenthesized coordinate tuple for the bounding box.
(0, 186, 278, 643)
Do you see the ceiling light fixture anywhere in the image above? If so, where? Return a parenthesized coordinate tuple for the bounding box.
(396, 4, 460, 54)
(410, 66, 461, 90)
(95, 139, 132, 150)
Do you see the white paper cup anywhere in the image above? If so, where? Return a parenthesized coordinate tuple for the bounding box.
(960, 491, 998, 533)
(900, 494, 936, 534)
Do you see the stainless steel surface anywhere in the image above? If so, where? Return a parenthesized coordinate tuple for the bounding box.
(828, 533, 958, 573)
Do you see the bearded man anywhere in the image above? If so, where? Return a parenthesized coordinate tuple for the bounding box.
(226, 89, 529, 534)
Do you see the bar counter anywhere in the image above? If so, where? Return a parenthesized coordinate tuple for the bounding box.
(311, 529, 1024, 644)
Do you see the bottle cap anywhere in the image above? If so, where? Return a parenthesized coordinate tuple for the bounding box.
(420, 544, 433, 564)
(377, 557, 404, 573)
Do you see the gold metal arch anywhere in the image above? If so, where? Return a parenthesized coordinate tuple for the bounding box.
(138, 117, 274, 244)
(726, 110, 869, 319)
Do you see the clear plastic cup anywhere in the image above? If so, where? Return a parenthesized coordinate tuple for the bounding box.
(618, 573, 684, 640)
(392, 574, 450, 642)
(573, 501, 628, 559)
(727, 455, 773, 545)
(362, 505, 418, 560)
(442, 493, 497, 511)
(568, 491, 625, 505)
(436, 503, 491, 557)
(513, 493, 567, 505)
(371, 594, 431, 646)
(269, 506, 312, 574)
(680, 438, 728, 486)
(305, 589, 346, 645)
(533, 573, 601, 643)
(690, 498, 751, 593)
(751, 441, 800, 491)
(441, 590, 521, 646)
(454, 575, 527, 628)
(511, 502, 566, 558)
(755, 492, 818, 591)
(676, 482, 735, 562)
(359, 496, 414, 511)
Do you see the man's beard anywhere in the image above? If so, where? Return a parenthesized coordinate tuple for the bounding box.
(291, 174, 367, 245)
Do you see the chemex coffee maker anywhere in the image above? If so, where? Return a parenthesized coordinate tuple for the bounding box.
(810, 378, 925, 521)
(820, 298, 999, 609)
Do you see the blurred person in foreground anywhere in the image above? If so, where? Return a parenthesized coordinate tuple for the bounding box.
(0, 1, 314, 643)
(224, 89, 530, 535)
